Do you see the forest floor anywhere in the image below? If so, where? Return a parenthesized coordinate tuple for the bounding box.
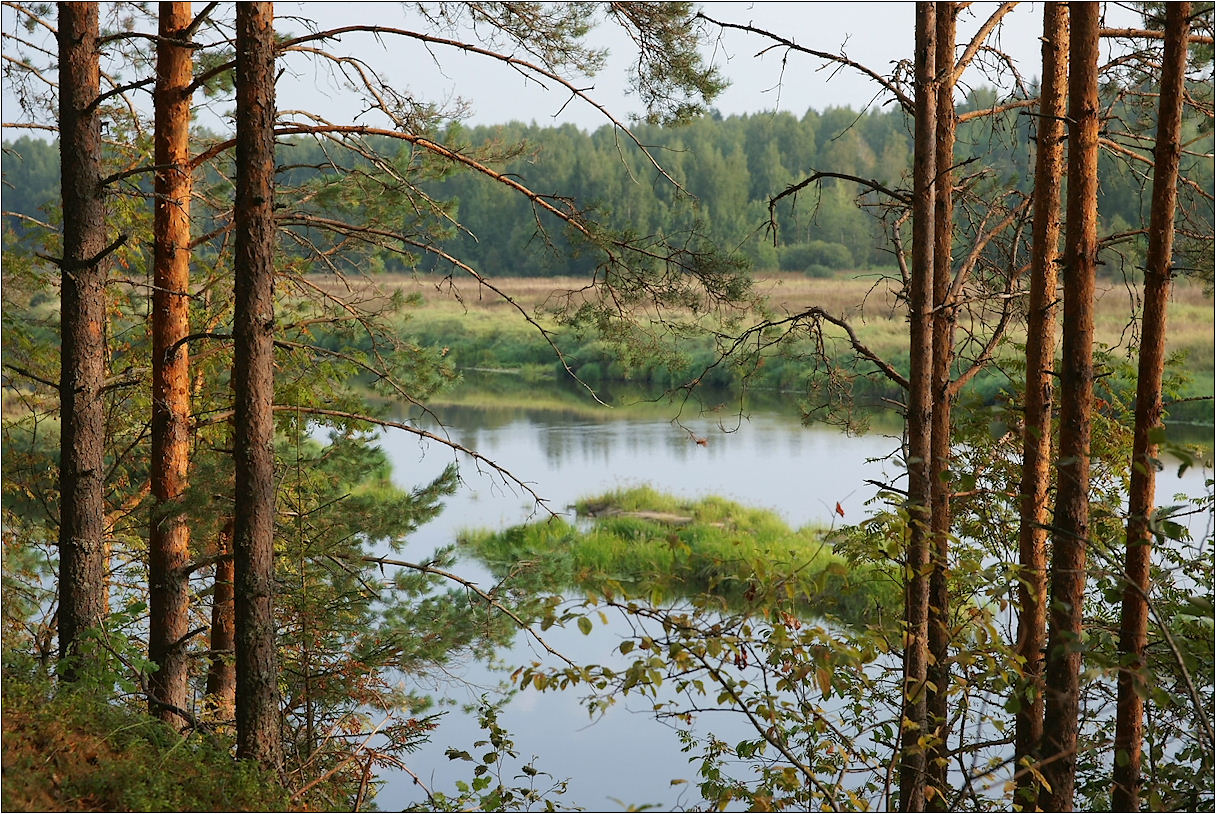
(1, 666, 292, 811)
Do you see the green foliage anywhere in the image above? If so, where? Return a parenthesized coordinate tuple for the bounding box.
(604, 3, 726, 125)
(6, 65, 1213, 282)
(932, 355, 1215, 811)
(0, 136, 60, 242)
(416, 698, 570, 812)
(0, 114, 530, 809)
(3, 6, 1213, 809)
(1, 657, 291, 812)
(778, 240, 854, 274)
(462, 486, 898, 627)
(513, 569, 903, 809)
(491, 374, 1213, 811)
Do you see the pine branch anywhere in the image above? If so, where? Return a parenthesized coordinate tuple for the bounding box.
(334, 552, 576, 668)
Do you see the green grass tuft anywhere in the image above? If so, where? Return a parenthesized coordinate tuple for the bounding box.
(462, 487, 897, 624)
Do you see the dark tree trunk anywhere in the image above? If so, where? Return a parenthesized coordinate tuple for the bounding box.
(899, 4, 936, 811)
(926, 4, 957, 807)
(1014, 5, 1068, 807)
(1111, 3, 1190, 809)
(1039, 3, 1099, 810)
(205, 518, 237, 720)
(57, 1, 109, 676)
(233, 0, 282, 769)
(148, 0, 195, 727)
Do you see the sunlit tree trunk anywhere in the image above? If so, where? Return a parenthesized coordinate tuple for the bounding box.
(57, 1, 109, 677)
(1039, 3, 1099, 810)
(900, 4, 936, 811)
(1112, 3, 1190, 809)
(926, 4, 957, 807)
(1014, 5, 1068, 807)
(233, 0, 282, 769)
(148, 0, 195, 727)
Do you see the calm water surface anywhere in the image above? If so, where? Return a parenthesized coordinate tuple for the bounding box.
(370, 387, 1212, 810)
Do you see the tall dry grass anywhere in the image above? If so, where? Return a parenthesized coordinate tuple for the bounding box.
(327, 270, 1213, 362)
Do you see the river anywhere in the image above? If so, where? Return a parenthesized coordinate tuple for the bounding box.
(368, 381, 1212, 810)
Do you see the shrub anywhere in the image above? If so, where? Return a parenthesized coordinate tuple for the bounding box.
(778, 240, 854, 273)
(2, 660, 292, 812)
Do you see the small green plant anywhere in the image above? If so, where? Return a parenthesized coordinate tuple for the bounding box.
(406, 697, 570, 812)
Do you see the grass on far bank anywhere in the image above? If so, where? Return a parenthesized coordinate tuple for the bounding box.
(317, 269, 1214, 427)
(325, 267, 1216, 418)
(321, 269, 1215, 373)
(459, 486, 898, 624)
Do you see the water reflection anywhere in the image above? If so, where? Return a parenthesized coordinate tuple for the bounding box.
(371, 379, 1212, 810)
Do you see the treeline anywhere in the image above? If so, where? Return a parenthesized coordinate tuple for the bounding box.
(6, 84, 1212, 279)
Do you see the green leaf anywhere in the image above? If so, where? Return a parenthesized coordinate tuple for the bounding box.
(1183, 595, 1215, 618)
(577, 616, 593, 635)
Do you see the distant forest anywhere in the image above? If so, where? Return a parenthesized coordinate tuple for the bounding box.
(4, 87, 1212, 279)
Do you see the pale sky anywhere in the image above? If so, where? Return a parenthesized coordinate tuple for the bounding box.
(1, 2, 1146, 138)
(271, 2, 1144, 131)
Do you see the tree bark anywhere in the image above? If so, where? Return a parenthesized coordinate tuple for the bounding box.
(926, 4, 957, 807)
(148, 0, 195, 727)
(1014, 4, 1068, 808)
(1039, 4, 1099, 810)
(900, 4, 936, 811)
(1111, 3, 1190, 809)
(57, 1, 109, 677)
(233, 0, 282, 770)
(205, 518, 237, 720)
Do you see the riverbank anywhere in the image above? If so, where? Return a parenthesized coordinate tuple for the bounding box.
(338, 272, 1214, 428)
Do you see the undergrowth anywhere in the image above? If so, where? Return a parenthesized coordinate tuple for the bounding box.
(1, 657, 291, 813)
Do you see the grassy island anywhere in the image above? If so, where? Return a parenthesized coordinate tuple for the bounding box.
(460, 486, 898, 624)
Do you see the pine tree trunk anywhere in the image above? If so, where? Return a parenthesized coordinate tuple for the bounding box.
(1039, 4, 1099, 810)
(1111, 4, 1190, 808)
(57, 1, 109, 676)
(900, 4, 936, 811)
(926, 5, 957, 806)
(233, 0, 282, 769)
(205, 518, 237, 720)
(1014, 5, 1068, 807)
(149, 0, 195, 727)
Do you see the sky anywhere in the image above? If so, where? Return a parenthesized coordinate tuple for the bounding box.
(1, 2, 1146, 138)
(270, 2, 1142, 131)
